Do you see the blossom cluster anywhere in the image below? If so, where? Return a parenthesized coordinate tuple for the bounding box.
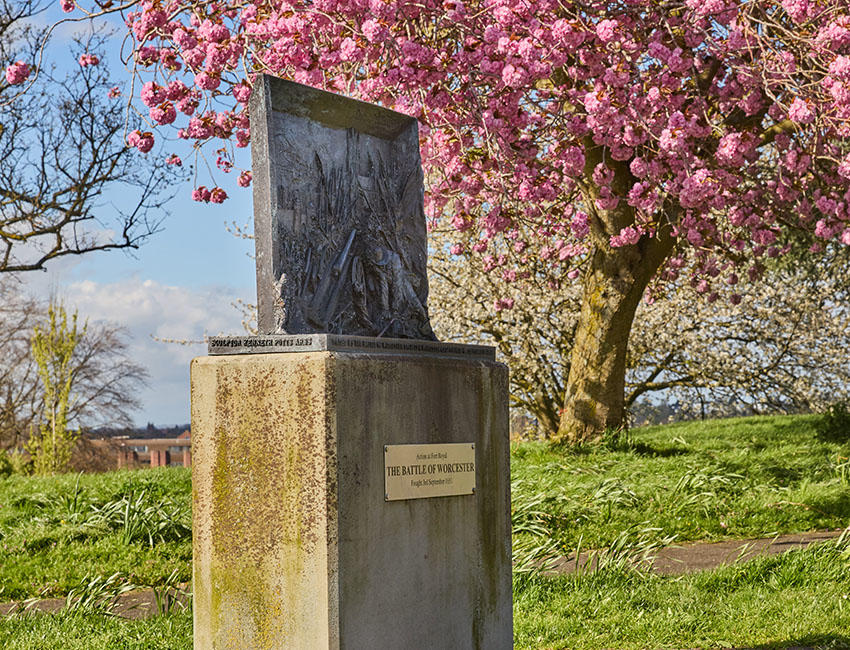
(5, 61, 30, 85)
(126, 129, 154, 153)
(431, 221, 850, 436)
(64, 0, 850, 294)
(191, 185, 227, 203)
(78, 53, 99, 67)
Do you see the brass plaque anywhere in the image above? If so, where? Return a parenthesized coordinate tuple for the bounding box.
(384, 443, 476, 501)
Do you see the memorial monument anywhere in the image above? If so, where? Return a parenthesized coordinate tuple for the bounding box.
(191, 75, 512, 649)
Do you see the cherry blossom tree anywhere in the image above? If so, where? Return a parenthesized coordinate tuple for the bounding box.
(50, 0, 850, 442)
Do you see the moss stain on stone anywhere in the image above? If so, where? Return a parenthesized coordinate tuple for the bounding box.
(202, 355, 330, 648)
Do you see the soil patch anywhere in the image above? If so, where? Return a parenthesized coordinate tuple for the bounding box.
(0, 584, 190, 620)
(549, 529, 845, 576)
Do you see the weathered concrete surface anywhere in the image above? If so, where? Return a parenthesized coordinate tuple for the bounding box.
(191, 351, 512, 650)
(191, 353, 335, 649)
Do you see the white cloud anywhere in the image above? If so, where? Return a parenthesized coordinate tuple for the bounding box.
(43, 276, 249, 426)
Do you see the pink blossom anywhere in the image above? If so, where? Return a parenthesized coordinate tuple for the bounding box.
(232, 82, 251, 103)
(194, 72, 221, 91)
(216, 154, 232, 173)
(339, 38, 358, 62)
(814, 219, 832, 238)
(472, 241, 488, 253)
(192, 186, 212, 202)
(135, 46, 159, 66)
(559, 146, 585, 178)
(450, 243, 465, 255)
(610, 226, 641, 248)
(493, 297, 514, 312)
(481, 209, 510, 235)
(781, 0, 813, 23)
(59, 0, 74, 12)
(595, 19, 618, 43)
(136, 133, 155, 153)
(210, 187, 228, 203)
(788, 97, 814, 124)
(828, 56, 850, 82)
(141, 82, 165, 107)
(5, 61, 30, 85)
(150, 102, 177, 125)
(841, 229, 850, 245)
(686, 0, 729, 18)
(838, 155, 850, 180)
(570, 212, 590, 239)
(165, 80, 188, 101)
(160, 48, 182, 71)
(78, 53, 99, 67)
(630, 157, 649, 178)
(166, 154, 182, 166)
(502, 269, 518, 283)
(198, 20, 230, 43)
(362, 19, 389, 43)
(235, 129, 250, 147)
(237, 171, 252, 187)
(173, 28, 197, 51)
(595, 188, 619, 211)
(182, 47, 206, 69)
(501, 64, 526, 88)
(451, 214, 472, 231)
(176, 95, 199, 116)
(716, 132, 745, 166)
(107, 86, 121, 99)
(127, 130, 154, 153)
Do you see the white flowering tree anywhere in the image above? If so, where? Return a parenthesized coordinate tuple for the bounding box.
(430, 224, 850, 437)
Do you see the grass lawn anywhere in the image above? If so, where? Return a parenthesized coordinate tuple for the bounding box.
(514, 541, 850, 649)
(0, 610, 193, 649)
(511, 414, 850, 553)
(0, 468, 191, 600)
(0, 413, 848, 648)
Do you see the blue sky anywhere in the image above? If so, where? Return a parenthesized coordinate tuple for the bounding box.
(15, 11, 257, 426)
(20, 180, 257, 427)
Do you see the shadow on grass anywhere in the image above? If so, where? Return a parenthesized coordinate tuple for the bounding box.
(740, 633, 850, 649)
(626, 442, 691, 458)
(800, 491, 850, 518)
(548, 440, 690, 458)
(759, 464, 804, 485)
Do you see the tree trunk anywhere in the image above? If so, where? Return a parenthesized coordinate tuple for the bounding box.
(555, 231, 673, 444)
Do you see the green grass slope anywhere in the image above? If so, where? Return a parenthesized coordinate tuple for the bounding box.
(511, 414, 850, 552)
(0, 468, 192, 600)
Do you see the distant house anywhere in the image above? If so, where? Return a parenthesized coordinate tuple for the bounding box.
(82, 430, 191, 470)
(114, 430, 192, 469)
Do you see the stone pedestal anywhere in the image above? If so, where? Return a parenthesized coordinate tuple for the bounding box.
(191, 344, 512, 649)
